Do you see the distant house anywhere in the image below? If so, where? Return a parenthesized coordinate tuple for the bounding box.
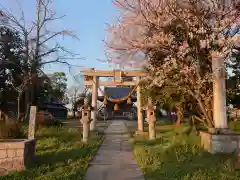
(39, 100, 68, 120)
(37, 72, 68, 120)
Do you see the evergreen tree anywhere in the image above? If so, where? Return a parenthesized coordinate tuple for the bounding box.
(0, 26, 25, 113)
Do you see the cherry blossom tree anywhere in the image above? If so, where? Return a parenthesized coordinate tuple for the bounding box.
(106, 0, 240, 128)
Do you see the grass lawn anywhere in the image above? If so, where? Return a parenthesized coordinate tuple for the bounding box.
(125, 120, 240, 180)
(0, 121, 108, 180)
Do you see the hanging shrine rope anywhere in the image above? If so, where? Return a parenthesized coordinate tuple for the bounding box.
(98, 84, 138, 104)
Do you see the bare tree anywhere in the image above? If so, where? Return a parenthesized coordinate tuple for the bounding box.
(67, 86, 82, 118)
(9, 75, 33, 120)
(0, 0, 82, 111)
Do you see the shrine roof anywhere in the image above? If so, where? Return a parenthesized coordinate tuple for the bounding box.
(104, 87, 136, 99)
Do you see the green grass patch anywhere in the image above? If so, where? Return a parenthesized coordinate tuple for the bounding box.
(0, 126, 104, 180)
(126, 121, 240, 180)
(229, 121, 240, 134)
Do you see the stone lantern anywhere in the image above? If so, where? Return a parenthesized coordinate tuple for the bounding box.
(143, 98, 156, 140)
(78, 98, 93, 143)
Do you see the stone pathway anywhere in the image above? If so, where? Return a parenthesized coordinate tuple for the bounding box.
(84, 120, 145, 180)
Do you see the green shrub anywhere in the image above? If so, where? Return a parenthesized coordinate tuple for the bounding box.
(0, 120, 25, 139)
(36, 119, 63, 130)
(52, 120, 63, 127)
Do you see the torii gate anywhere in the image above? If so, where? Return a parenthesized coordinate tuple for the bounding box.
(81, 68, 148, 133)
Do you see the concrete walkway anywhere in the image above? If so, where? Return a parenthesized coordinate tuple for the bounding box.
(84, 120, 145, 180)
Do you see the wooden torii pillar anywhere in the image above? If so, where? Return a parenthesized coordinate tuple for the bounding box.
(81, 69, 147, 132)
(90, 75, 99, 131)
(136, 76, 143, 133)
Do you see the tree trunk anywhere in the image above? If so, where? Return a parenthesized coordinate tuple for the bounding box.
(167, 111, 172, 121)
(197, 99, 214, 128)
(187, 90, 214, 128)
(73, 110, 76, 118)
(17, 96, 20, 120)
(25, 89, 30, 116)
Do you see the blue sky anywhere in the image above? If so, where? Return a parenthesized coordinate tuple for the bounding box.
(1, 0, 120, 86)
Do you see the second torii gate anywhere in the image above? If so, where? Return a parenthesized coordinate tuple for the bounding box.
(81, 68, 148, 133)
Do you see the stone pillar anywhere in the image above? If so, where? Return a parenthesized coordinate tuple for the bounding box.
(146, 98, 156, 140)
(211, 51, 228, 129)
(90, 75, 99, 131)
(199, 51, 238, 154)
(136, 76, 143, 133)
(28, 106, 37, 140)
